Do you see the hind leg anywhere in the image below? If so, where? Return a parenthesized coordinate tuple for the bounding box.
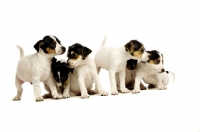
(13, 75, 24, 101)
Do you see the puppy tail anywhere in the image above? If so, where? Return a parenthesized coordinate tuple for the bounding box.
(16, 45, 24, 59)
(166, 71, 175, 82)
(100, 35, 107, 47)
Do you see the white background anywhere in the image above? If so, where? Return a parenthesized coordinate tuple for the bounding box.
(0, 0, 200, 131)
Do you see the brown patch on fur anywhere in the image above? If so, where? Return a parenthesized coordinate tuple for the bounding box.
(149, 57, 160, 64)
(46, 47, 56, 54)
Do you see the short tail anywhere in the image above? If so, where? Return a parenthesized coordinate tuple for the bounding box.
(16, 45, 24, 58)
(166, 71, 175, 82)
(100, 35, 107, 47)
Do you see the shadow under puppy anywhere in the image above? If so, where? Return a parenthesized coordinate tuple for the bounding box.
(133, 50, 175, 94)
(43, 57, 73, 99)
(116, 59, 147, 91)
(13, 35, 66, 101)
(66, 43, 108, 99)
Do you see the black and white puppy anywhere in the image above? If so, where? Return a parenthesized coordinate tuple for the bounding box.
(43, 57, 73, 99)
(66, 43, 108, 99)
(13, 35, 66, 101)
(133, 50, 175, 94)
(116, 59, 146, 91)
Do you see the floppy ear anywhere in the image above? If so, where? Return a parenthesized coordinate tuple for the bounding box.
(82, 46, 92, 59)
(126, 59, 138, 70)
(161, 54, 164, 64)
(69, 68, 74, 74)
(34, 40, 42, 52)
(124, 41, 134, 54)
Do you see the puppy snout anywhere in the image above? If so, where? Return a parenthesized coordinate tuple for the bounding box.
(161, 68, 165, 73)
(141, 51, 150, 61)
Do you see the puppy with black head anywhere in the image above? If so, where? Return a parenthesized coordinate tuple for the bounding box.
(94, 36, 149, 95)
(66, 43, 108, 99)
(13, 35, 66, 102)
(44, 57, 73, 99)
(133, 50, 175, 94)
(116, 59, 146, 91)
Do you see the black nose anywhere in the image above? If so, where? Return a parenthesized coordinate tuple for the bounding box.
(62, 46, 66, 53)
(161, 68, 165, 72)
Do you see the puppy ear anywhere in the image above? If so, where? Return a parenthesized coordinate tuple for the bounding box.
(126, 59, 138, 70)
(161, 54, 164, 64)
(52, 57, 57, 63)
(124, 41, 134, 54)
(82, 46, 92, 59)
(69, 68, 74, 74)
(34, 40, 42, 52)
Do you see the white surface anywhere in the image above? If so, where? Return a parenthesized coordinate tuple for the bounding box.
(0, 0, 200, 131)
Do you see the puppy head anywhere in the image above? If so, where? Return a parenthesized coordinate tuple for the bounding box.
(66, 43, 92, 68)
(126, 59, 138, 70)
(124, 40, 149, 61)
(146, 50, 165, 73)
(34, 35, 66, 55)
(51, 57, 73, 88)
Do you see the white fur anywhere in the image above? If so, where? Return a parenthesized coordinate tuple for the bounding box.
(133, 61, 175, 94)
(94, 36, 149, 95)
(13, 41, 64, 101)
(69, 55, 108, 99)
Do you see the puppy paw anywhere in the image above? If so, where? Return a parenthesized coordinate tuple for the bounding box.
(81, 93, 89, 99)
(63, 94, 70, 98)
(111, 89, 119, 95)
(99, 90, 109, 96)
(158, 86, 167, 90)
(120, 87, 130, 93)
(132, 88, 140, 94)
(88, 89, 98, 95)
(52, 94, 62, 99)
(35, 96, 44, 102)
(12, 96, 21, 101)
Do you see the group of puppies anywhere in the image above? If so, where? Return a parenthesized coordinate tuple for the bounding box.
(13, 35, 175, 102)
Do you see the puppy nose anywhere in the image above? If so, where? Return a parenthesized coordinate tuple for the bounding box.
(161, 68, 165, 72)
(62, 46, 66, 53)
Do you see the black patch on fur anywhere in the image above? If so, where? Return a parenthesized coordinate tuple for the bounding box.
(147, 50, 160, 64)
(51, 57, 73, 86)
(67, 43, 92, 60)
(126, 59, 138, 70)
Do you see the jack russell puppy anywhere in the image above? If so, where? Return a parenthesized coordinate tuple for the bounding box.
(133, 50, 175, 94)
(13, 35, 66, 102)
(66, 43, 108, 99)
(94, 36, 149, 95)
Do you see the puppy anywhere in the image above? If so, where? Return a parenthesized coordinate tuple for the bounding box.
(133, 50, 175, 94)
(66, 43, 108, 99)
(94, 36, 149, 95)
(13, 35, 66, 101)
(116, 59, 147, 91)
(43, 57, 73, 99)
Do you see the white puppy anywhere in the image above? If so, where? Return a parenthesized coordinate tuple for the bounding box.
(133, 50, 175, 94)
(95, 36, 149, 95)
(13, 35, 66, 101)
(66, 43, 108, 99)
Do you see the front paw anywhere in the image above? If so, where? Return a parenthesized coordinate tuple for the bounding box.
(111, 89, 119, 95)
(81, 93, 89, 99)
(158, 86, 167, 90)
(132, 87, 140, 94)
(63, 94, 70, 98)
(99, 90, 109, 96)
(35, 96, 44, 102)
(120, 87, 130, 93)
(52, 93, 62, 99)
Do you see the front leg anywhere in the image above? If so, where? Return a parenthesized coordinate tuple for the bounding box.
(63, 77, 71, 98)
(77, 76, 89, 99)
(132, 75, 142, 94)
(118, 70, 130, 93)
(92, 74, 108, 96)
(32, 77, 43, 102)
(46, 77, 62, 99)
(155, 74, 165, 90)
(109, 70, 118, 95)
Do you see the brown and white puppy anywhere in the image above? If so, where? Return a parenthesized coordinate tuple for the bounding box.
(66, 43, 108, 99)
(133, 50, 175, 94)
(94, 36, 149, 95)
(13, 35, 66, 102)
(116, 59, 146, 91)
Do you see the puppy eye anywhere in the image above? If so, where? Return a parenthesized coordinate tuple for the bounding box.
(140, 48, 144, 53)
(50, 42, 56, 49)
(155, 60, 160, 64)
